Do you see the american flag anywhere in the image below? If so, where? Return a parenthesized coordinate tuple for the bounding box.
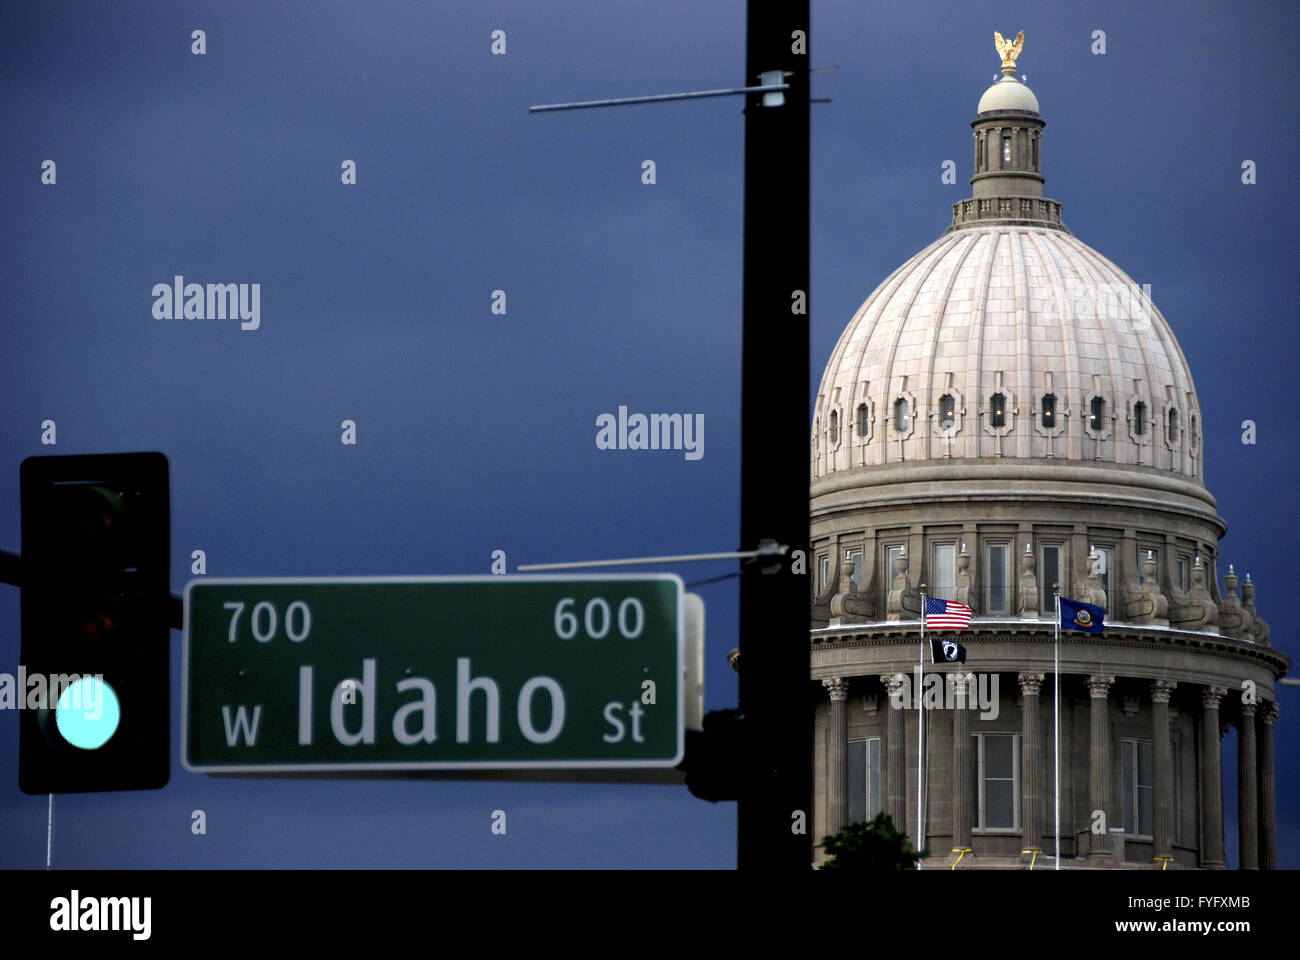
(924, 597, 972, 629)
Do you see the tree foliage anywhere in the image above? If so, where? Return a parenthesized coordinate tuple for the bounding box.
(817, 813, 929, 870)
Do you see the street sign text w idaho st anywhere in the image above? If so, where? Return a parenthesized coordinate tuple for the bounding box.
(183, 575, 684, 773)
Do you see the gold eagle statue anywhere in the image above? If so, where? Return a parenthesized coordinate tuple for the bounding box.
(994, 30, 1024, 70)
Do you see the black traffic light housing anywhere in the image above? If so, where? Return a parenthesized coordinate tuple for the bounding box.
(684, 708, 744, 803)
(19, 452, 170, 794)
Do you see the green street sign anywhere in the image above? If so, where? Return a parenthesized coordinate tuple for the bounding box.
(182, 575, 684, 772)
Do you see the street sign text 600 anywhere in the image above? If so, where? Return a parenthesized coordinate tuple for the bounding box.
(553, 597, 644, 641)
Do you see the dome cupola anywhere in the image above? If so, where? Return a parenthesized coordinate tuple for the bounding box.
(957, 30, 1063, 231)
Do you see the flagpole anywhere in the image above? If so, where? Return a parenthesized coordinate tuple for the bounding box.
(1054, 586, 1061, 871)
(918, 588, 926, 869)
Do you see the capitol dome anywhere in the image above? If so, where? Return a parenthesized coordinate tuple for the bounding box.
(812, 225, 1202, 480)
(813, 57, 1201, 485)
(806, 32, 1287, 873)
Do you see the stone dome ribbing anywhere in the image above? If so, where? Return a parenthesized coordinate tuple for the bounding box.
(812, 57, 1203, 488)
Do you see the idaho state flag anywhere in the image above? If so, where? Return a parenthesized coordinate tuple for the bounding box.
(1060, 597, 1105, 633)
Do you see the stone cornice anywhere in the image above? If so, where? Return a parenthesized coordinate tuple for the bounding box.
(973, 109, 1043, 123)
(969, 171, 1047, 185)
(811, 459, 1220, 522)
(809, 619, 1291, 677)
(812, 488, 1222, 532)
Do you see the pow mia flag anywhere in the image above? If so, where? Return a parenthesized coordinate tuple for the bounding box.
(930, 637, 967, 664)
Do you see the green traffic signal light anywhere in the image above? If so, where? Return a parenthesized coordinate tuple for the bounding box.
(54, 676, 121, 750)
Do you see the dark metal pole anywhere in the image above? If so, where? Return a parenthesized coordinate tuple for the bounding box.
(738, 1, 811, 870)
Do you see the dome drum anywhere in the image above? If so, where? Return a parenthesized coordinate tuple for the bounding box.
(810, 463, 1239, 638)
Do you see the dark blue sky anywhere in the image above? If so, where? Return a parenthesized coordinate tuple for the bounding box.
(1, 0, 1296, 868)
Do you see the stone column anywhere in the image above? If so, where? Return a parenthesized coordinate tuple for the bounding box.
(1087, 675, 1115, 858)
(823, 677, 849, 836)
(1258, 701, 1278, 870)
(882, 674, 908, 830)
(951, 672, 973, 851)
(1237, 700, 1258, 869)
(1019, 673, 1044, 855)
(1200, 685, 1227, 868)
(1150, 680, 1177, 862)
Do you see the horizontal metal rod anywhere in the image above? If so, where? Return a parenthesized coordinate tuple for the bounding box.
(518, 550, 764, 571)
(530, 82, 788, 112)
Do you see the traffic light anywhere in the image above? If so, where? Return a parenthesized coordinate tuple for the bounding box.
(19, 452, 170, 793)
(684, 708, 744, 803)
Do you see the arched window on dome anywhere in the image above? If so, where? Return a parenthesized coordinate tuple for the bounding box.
(1040, 394, 1056, 429)
(990, 393, 1006, 428)
(1085, 394, 1111, 447)
(1133, 402, 1146, 436)
(894, 398, 910, 432)
(1167, 408, 1179, 445)
(1001, 134, 1012, 167)
(829, 410, 839, 445)
(857, 403, 870, 440)
(939, 394, 956, 430)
